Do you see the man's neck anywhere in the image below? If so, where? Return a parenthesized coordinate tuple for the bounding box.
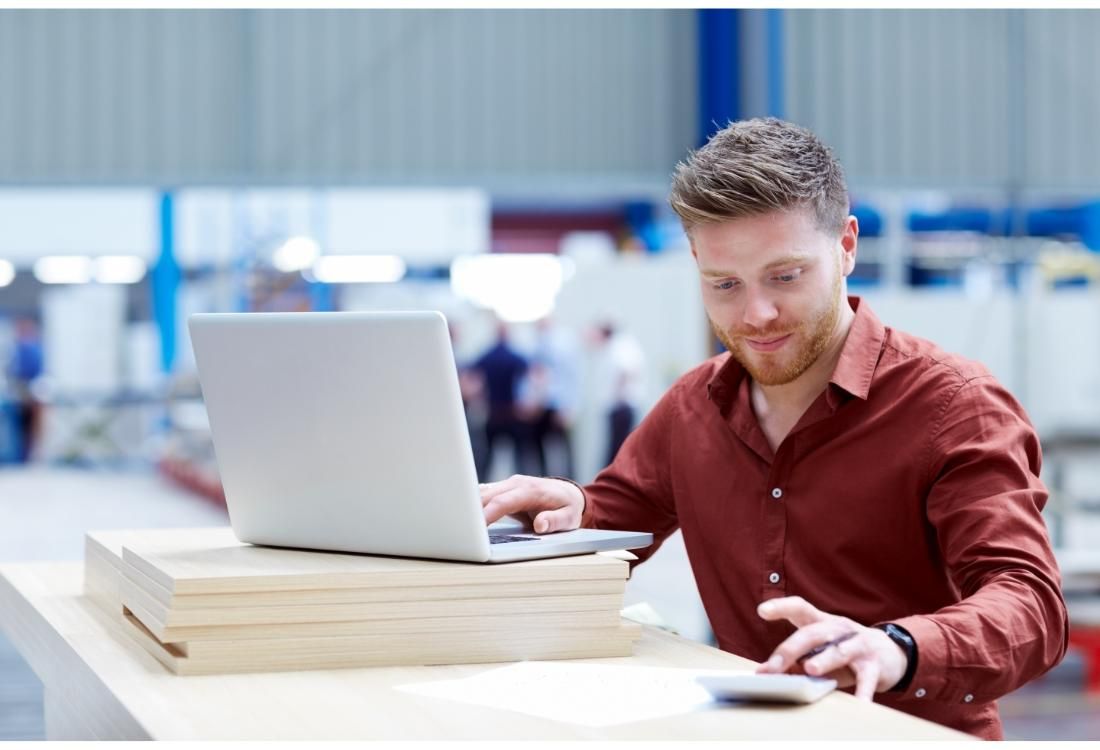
(752, 300, 857, 416)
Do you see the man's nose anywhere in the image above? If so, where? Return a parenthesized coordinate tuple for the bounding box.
(741, 289, 780, 330)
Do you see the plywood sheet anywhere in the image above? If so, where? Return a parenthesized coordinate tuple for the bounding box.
(122, 612, 641, 676)
(119, 528, 628, 594)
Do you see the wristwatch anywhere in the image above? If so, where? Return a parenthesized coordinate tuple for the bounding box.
(875, 623, 918, 692)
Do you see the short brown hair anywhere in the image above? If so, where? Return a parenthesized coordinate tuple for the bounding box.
(669, 118, 849, 234)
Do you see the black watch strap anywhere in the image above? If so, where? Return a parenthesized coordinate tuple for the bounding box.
(875, 623, 918, 693)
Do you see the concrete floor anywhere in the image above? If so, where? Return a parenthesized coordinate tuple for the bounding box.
(0, 466, 1096, 740)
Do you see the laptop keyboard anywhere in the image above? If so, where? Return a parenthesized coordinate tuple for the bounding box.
(489, 533, 540, 544)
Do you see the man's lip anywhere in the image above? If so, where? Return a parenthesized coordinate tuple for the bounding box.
(745, 333, 792, 351)
(750, 335, 788, 344)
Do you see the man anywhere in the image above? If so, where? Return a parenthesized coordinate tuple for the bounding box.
(7, 316, 44, 463)
(480, 118, 1066, 739)
(518, 316, 581, 478)
(470, 320, 530, 481)
(588, 320, 646, 466)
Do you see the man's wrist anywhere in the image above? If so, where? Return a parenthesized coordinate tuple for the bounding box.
(875, 623, 918, 692)
(548, 476, 587, 516)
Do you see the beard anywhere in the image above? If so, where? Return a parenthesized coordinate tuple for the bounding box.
(711, 265, 845, 387)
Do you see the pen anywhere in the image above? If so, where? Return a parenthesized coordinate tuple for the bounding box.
(796, 631, 857, 664)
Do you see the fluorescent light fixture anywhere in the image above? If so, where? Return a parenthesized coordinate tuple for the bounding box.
(34, 255, 94, 284)
(0, 259, 13, 287)
(95, 255, 147, 284)
(273, 236, 321, 273)
(310, 255, 407, 284)
(450, 254, 569, 323)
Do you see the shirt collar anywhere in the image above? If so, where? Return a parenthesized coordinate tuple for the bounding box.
(706, 295, 886, 412)
(827, 295, 885, 404)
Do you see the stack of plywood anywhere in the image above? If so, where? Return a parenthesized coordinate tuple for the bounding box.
(83, 528, 640, 675)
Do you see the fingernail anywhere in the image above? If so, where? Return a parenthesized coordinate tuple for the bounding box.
(766, 655, 783, 670)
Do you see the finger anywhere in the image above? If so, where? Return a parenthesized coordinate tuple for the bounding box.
(756, 621, 847, 673)
(482, 487, 538, 525)
(852, 659, 881, 702)
(802, 632, 867, 677)
(756, 596, 826, 629)
(479, 475, 525, 504)
(532, 506, 580, 534)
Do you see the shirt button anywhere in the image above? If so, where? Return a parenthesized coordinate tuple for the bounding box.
(768, 572, 781, 584)
(771, 488, 783, 499)
(915, 688, 927, 698)
(964, 694, 974, 703)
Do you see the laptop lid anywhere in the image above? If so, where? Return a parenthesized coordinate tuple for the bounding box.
(189, 311, 496, 562)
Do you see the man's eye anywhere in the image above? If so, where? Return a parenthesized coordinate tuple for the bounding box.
(773, 269, 802, 283)
(714, 280, 738, 291)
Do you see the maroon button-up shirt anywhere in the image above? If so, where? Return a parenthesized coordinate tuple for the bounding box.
(581, 296, 1067, 739)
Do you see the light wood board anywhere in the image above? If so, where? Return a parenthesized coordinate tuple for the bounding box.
(115, 527, 629, 594)
(125, 555, 626, 609)
(120, 604, 624, 643)
(123, 574, 624, 629)
(121, 611, 641, 675)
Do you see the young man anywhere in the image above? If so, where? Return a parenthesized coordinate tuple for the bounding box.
(479, 118, 1066, 739)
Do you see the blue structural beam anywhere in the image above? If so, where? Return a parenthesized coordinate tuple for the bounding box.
(698, 9, 740, 145)
(851, 204, 883, 238)
(1026, 201, 1100, 252)
(153, 192, 180, 373)
(908, 207, 1000, 235)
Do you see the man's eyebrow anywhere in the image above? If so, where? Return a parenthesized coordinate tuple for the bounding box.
(763, 254, 814, 270)
(700, 254, 814, 279)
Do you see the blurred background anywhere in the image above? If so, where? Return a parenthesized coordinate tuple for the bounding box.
(1, 7, 1099, 740)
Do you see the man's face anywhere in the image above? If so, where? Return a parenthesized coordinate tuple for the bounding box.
(690, 209, 857, 386)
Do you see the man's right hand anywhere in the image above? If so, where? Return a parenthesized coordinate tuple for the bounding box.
(480, 475, 585, 534)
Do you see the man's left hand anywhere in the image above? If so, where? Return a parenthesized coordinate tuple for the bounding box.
(755, 596, 908, 701)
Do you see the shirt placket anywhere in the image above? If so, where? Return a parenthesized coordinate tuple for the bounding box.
(761, 443, 791, 602)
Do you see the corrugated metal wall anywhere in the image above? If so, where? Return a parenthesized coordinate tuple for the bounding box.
(0, 10, 697, 188)
(783, 9, 1100, 190)
(4, 9, 1099, 192)
(1023, 11, 1100, 190)
(783, 10, 1012, 189)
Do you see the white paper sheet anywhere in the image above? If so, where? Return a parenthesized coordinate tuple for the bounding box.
(397, 662, 737, 728)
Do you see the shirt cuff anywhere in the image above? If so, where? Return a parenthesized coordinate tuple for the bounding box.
(884, 614, 984, 707)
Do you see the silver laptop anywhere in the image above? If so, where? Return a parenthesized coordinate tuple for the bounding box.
(187, 311, 653, 563)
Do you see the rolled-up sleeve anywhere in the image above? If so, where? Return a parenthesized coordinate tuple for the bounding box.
(889, 375, 1068, 704)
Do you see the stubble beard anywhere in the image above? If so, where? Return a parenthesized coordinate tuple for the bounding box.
(711, 267, 845, 387)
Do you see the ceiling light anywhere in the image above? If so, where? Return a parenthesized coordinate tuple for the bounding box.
(33, 256, 94, 284)
(273, 236, 321, 273)
(95, 255, 147, 284)
(450, 254, 567, 323)
(309, 255, 407, 284)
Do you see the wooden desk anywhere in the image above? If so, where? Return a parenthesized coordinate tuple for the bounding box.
(0, 562, 968, 741)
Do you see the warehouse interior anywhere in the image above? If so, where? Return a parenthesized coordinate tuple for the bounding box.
(1, 7, 1099, 741)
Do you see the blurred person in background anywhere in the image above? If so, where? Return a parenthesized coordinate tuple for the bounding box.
(517, 316, 581, 479)
(480, 118, 1066, 739)
(470, 320, 530, 481)
(589, 320, 645, 465)
(6, 316, 44, 463)
(449, 320, 488, 479)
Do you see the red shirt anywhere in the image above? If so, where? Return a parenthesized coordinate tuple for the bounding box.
(581, 296, 1067, 739)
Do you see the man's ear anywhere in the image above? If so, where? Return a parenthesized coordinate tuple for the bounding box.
(839, 215, 859, 276)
